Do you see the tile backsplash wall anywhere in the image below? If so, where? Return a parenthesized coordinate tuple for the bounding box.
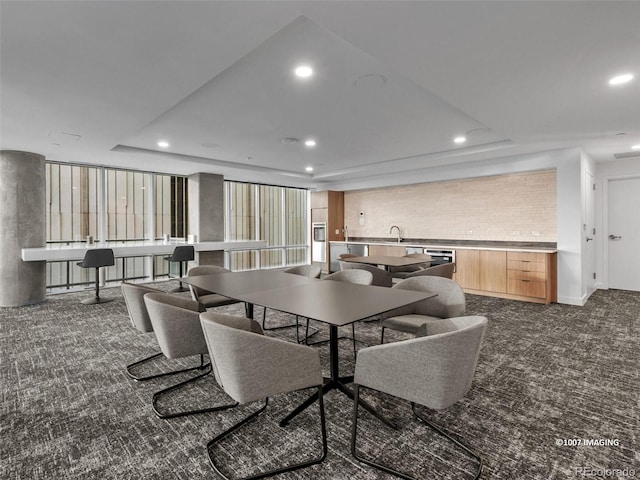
(344, 170, 557, 242)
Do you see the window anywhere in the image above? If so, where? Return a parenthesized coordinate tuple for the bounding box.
(46, 163, 100, 243)
(45, 162, 189, 289)
(105, 169, 151, 241)
(226, 181, 308, 270)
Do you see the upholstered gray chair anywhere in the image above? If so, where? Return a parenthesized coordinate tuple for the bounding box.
(77, 248, 115, 304)
(143, 292, 237, 418)
(380, 276, 465, 343)
(400, 262, 455, 280)
(164, 245, 194, 292)
(200, 311, 327, 480)
(339, 261, 393, 287)
(122, 282, 210, 381)
(351, 315, 488, 480)
(303, 269, 374, 356)
(262, 264, 322, 341)
(389, 253, 433, 280)
(187, 265, 242, 309)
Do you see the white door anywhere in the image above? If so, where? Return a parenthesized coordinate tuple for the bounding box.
(608, 177, 640, 291)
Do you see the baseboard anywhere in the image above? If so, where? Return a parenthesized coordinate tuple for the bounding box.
(557, 295, 587, 306)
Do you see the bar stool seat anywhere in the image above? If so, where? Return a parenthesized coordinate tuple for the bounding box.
(77, 248, 115, 304)
(164, 245, 194, 292)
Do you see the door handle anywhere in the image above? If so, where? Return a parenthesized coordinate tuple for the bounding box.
(586, 237, 593, 242)
(608, 235, 622, 240)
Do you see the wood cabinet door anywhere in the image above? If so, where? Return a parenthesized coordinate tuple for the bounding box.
(455, 249, 480, 290)
(479, 250, 507, 293)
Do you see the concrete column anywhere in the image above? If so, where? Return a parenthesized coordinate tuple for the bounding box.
(0, 151, 46, 306)
(188, 173, 224, 266)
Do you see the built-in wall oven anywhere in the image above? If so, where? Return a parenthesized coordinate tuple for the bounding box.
(312, 223, 326, 263)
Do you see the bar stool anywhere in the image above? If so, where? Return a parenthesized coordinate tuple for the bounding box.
(77, 248, 115, 304)
(164, 245, 194, 292)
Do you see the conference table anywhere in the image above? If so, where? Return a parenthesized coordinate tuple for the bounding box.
(182, 269, 434, 425)
(343, 255, 428, 271)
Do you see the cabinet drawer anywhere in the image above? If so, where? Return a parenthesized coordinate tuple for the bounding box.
(507, 260, 546, 272)
(507, 251, 546, 263)
(507, 279, 546, 298)
(507, 269, 546, 282)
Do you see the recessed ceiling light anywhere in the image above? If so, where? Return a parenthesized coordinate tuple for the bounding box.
(632, 145, 640, 150)
(304, 139, 316, 147)
(608, 73, 634, 86)
(454, 136, 466, 144)
(305, 166, 314, 172)
(157, 140, 169, 148)
(294, 65, 313, 78)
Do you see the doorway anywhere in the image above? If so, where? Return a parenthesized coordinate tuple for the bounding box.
(606, 176, 640, 292)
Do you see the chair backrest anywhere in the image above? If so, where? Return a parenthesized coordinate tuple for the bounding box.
(143, 292, 206, 359)
(187, 265, 231, 301)
(168, 245, 195, 262)
(121, 282, 163, 333)
(80, 248, 115, 268)
(391, 276, 465, 318)
(339, 261, 393, 287)
(355, 315, 488, 410)
(284, 264, 322, 278)
(200, 312, 322, 404)
(405, 262, 455, 279)
(323, 270, 373, 285)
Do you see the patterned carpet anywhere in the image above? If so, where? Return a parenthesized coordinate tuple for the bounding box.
(1, 282, 639, 479)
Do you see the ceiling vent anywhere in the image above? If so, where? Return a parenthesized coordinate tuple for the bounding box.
(613, 151, 640, 160)
(280, 138, 299, 144)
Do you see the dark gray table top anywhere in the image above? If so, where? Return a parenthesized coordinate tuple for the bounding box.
(248, 280, 433, 326)
(182, 269, 316, 296)
(182, 269, 433, 327)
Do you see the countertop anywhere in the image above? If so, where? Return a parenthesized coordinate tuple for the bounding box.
(330, 238, 557, 253)
(21, 240, 267, 262)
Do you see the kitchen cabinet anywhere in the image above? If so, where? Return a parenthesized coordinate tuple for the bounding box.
(454, 249, 480, 290)
(456, 248, 556, 304)
(456, 249, 507, 293)
(310, 191, 344, 272)
(479, 250, 507, 293)
(506, 251, 555, 302)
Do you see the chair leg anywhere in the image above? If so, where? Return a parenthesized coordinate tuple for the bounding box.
(206, 386, 327, 480)
(411, 403, 483, 480)
(305, 321, 361, 358)
(352, 323, 357, 358)
(380, 327, 385, 344)
(95, 267, 100, 300)
(351, 384, 482, 480)
(81, 267, 113, 304)
(169, 261, 190, 292)
(261, 307, 297, 331)
(126, 350, 210, 382)
(152, 355, 238, 419)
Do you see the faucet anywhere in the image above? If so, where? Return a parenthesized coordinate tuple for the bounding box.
(344, 226, 349, 242)
(389, 225, 401, 243)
